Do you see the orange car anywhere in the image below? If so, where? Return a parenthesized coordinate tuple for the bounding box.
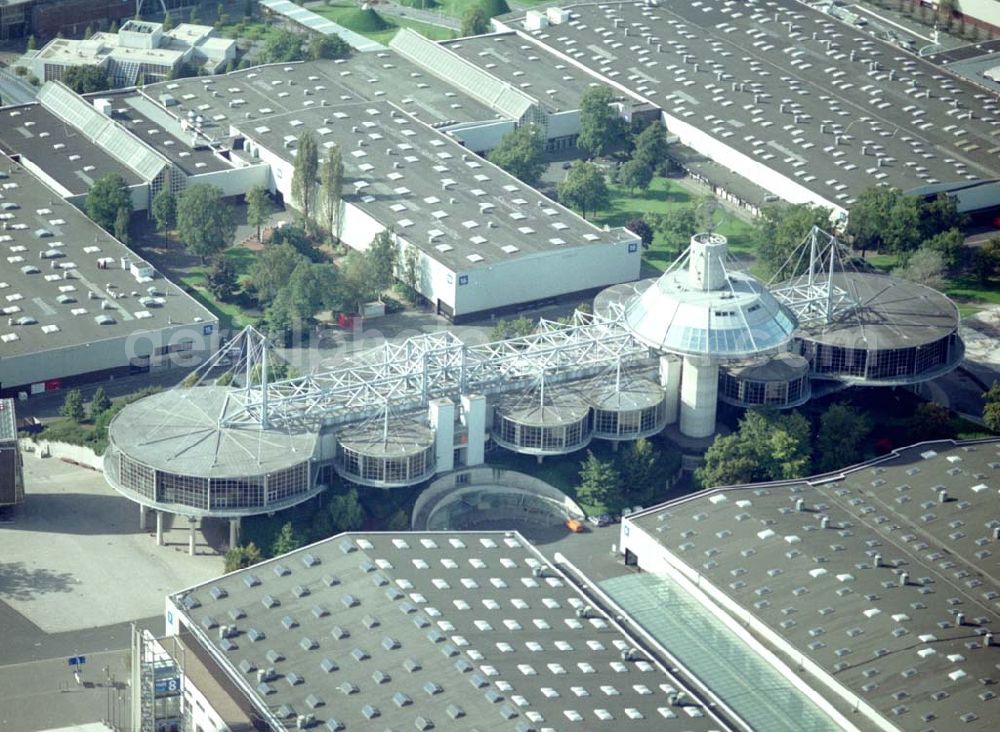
(565, 518, 585, 533)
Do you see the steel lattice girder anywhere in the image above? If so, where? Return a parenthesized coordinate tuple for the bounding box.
(222, 318, 654, 429)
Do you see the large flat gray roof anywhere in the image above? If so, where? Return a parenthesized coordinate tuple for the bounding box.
(0, 150, 215, 361)
(442, 31, 615, 114)
(628, 439, 1000, 731)
(507, 0, 1000, 209)
(0, 104, 142, 196)
(170, 530, 732, 732)
(143, 56, 496, 132)
(236, 100, 633, 270)
(88, 90, 234, 177)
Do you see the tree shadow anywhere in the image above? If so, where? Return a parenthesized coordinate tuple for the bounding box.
(0, 561, 75, 602)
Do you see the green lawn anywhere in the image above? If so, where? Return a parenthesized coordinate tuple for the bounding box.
(175, 246, 258, 331)
(312, 6, 455, 43)
(594, 177, 758, 273)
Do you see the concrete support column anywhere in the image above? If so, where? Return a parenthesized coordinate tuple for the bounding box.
(188, 518, 196, 556)
(428, 398, 455, 474)
(461, 394, 486, 467)
(139, 503, 148, 530)
(659, 355, 682, 425)
(679, 356, 719, 439)
(155, 511, 164, 546)
(229, 517, 240, 548)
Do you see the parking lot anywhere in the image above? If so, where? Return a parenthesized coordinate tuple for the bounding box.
(0, 454, 223, 636)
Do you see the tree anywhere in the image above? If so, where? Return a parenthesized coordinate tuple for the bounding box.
(26, 35, 36, 51)
(906, 402, 954, 442)
(577, 451, 623, 513)
(112, 206, 130, 245)
(189, 6, 201, 24)
(84, 24, 94, 38)
(162, 12, 174, 31)
(151, 189, 176, 245)
(917, 193, 963, 243)
(487, 125, 546, 186)
(846, 186, 900, 256)
(308, 34, 350, 61)
(262, 29, 304, 63)
(983, 382, 1000, 434)
(109, 21, 119, 33)
(557, 161, 609, 218)
(269, 223, 318, 261)
(271, 261, 338, 325)
(61, 389, 86, 423)
(696, 410, 812, 487)
(617, 157, 654, 194)
(206, 254, 239, 300)
(816, 403, 872, 473)
(365, 229, 398, 298)
(245, 185, 271, 242)
(882, 194, 922, 254)
(754, 203, 831, 277)
(245, 0, 255, 18)
(62, 65, 111, 94)
(649, 206, 697, 254)
(251, 243, 306, 305)
(625, 217, 654, 248)
(489, 316, 536, 340)
(271, 522, 304, 557)
(972, 237, 1000, 284)
(577, 85, 624, 158)
(86, 173, 131, 233)
(337, 251, 378, 313)
(89, 386, 112, 418)
(397, 245, 420, 303)
(632, 122, 667, 171)
(921, 227, 963, 267)
(319, 146, 344, 241)
(892, 246, 946, 290)
(384, 509, 411, 531)
(460, 5, 490, 36)
(224, 543, 262, 572)
(329, 488, 365, 532)
(176, 184, 236, 260)
(616, 437, 665, 505)
(291, 130, 319, 226)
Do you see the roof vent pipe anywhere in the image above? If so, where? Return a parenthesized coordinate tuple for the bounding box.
(795, 498, 805, 512)
(938, 489, 948, 503)
(993, 526, 1000, 541)
(956, 612, 966, 626)
(873, 553, 882, 568)
(985, 632, 994, 647)
(899, 572, 909, 587)
(820, 515, 831, 529)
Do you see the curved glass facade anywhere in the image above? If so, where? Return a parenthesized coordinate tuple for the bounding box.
(334, 442, 435, 488)
(799, 332, 961, 383)
(492, 410, 592, 455)
(718, 371, 810, 408)
(591, 399, 667, 439)
(106, 444, 313, 513)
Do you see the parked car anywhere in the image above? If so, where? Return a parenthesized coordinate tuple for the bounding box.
(565, 518, 585, 533)
(587, 513, 613, 527)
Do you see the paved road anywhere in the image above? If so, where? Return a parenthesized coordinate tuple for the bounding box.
(0, 67, 39, 106)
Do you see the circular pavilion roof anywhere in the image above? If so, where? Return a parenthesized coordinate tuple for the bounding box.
(791, 272, 960, 349)
(108, 386, 317, 479)
(337, 420, 435, 459)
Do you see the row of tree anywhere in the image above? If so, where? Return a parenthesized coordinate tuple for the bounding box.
(694, 398, 969, 489)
